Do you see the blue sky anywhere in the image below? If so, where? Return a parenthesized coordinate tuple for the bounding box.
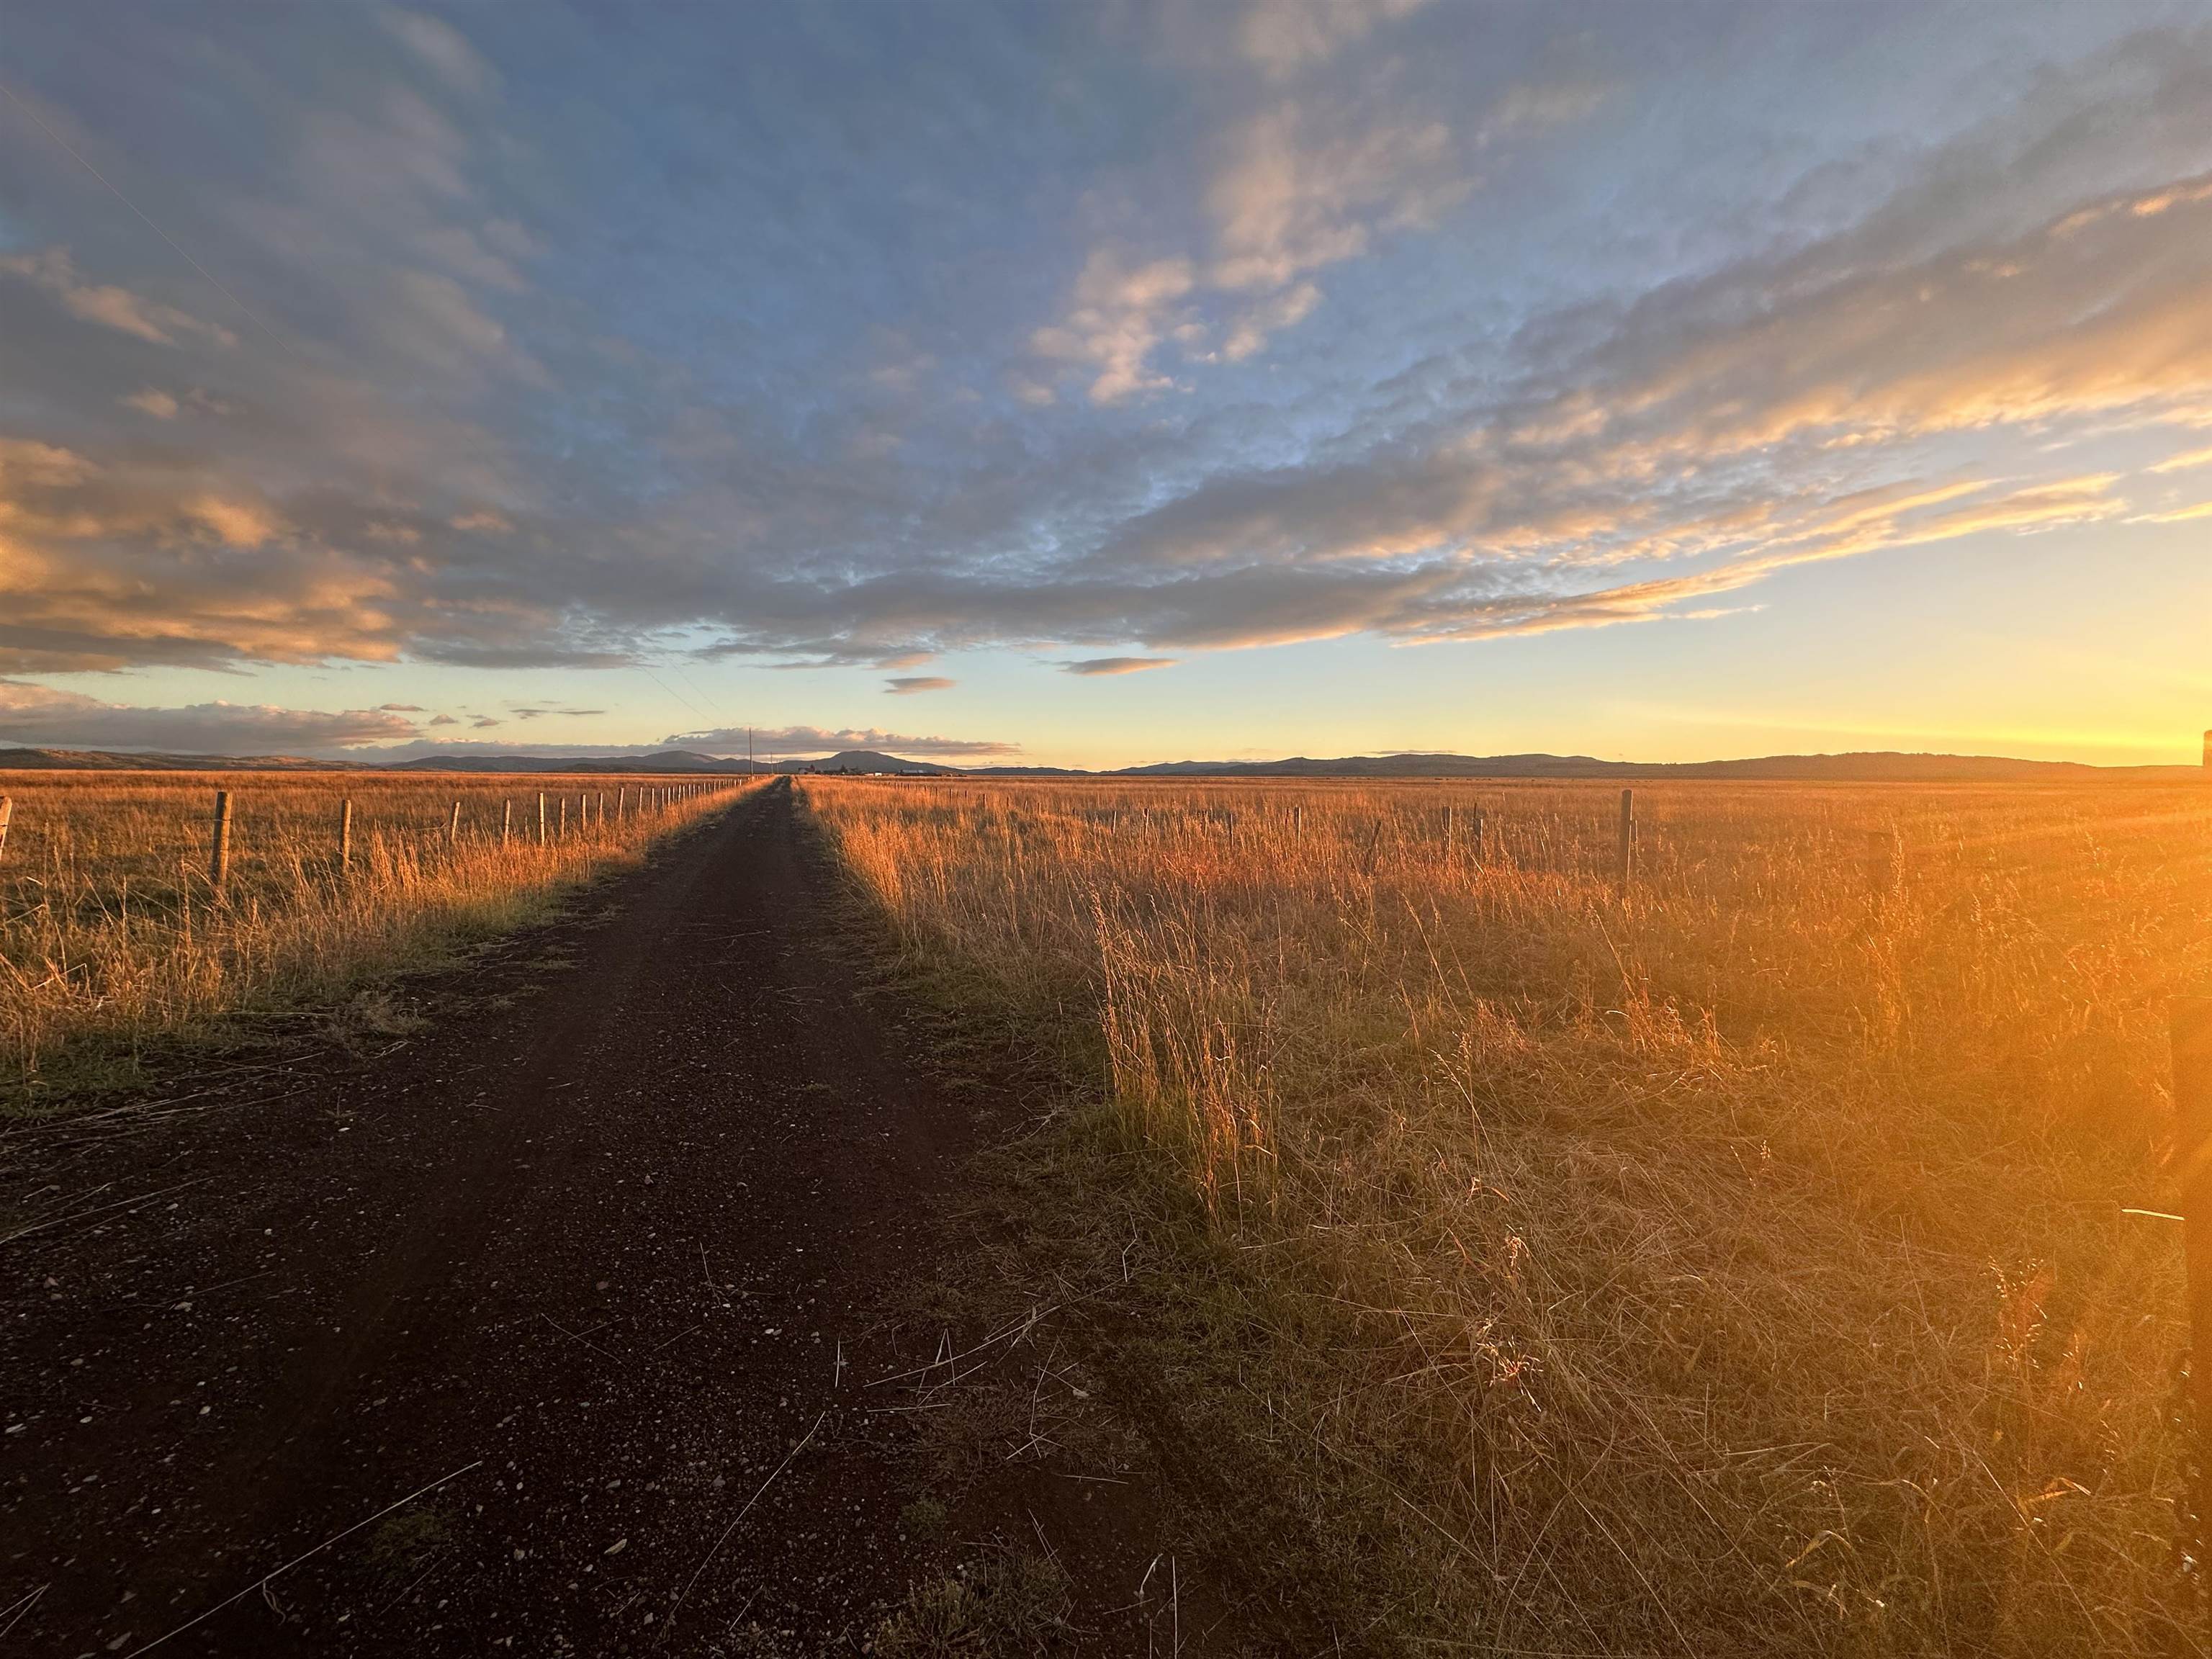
(1, 1, 2208, 767)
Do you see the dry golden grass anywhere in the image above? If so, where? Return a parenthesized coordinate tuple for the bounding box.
(0, 770, 749, 1102)
(806, 775, 2212, 1656)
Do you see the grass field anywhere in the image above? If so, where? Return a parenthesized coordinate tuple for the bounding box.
(806, 775, 2212, 1656)
(0, 770, 747, 1103)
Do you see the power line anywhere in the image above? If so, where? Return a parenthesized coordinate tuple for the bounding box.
(2, 82, 300, 361)
(671, 659, 739, 732)
(634, 662, 716, 734)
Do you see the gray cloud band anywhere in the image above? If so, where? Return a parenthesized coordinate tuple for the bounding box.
(0, 681, 1020, 760)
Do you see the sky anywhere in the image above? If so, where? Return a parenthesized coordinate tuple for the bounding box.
(1, 0, 2208, 769)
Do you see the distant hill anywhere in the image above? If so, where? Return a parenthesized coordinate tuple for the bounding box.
(384, 749, 763, 775)
(1, 744, 2200, 781)
(570, 750, 763, 774)
(779, 750, 959, 775)
(1110, 750, 2203, 782)
(0, 746, 357, 772)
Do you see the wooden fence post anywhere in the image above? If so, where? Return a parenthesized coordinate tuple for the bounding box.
(210, 790, 233, 890)
(559, 795, 568, 839)
(1616, 788, 1635, 897)
(449, 799, 462, 842)
(536, 791, 547, 845)
(502, 800, 512, 846)
(2174, 999, 2212, 1575)
(338, 799, 354, 871)
(0, 795, 12, 862)
(617, 786, 627, 822)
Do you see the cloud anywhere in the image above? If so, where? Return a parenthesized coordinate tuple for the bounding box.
(186, 495, 286, 548)
(427, 713, 459, 726)
(382, 9, 493, 94)
(1064, 656, 1177, 675)
(471, 715, 502, 728)
(2129, 498, 2212, 523)
(884, 676, 955, 694)
(1206, 102, 1463, 293)
(1031, 253, 1197, 404)
(1476, 81, 1609, 147)
(1236, 0, 1432, 78)
(2149, 442, 2212, 473)
(512, 706, 606, 718)
(0, 3, 2205, 696)
(1221, 281, 1321, 363)
(0, 678, 417, 754)
(0, 248, 237, 348)
(1062, 142, 2212, 647)
(667, 725, 1020, 758)
(1031, 40, 1590, 400)
(377, 702, 426, 711)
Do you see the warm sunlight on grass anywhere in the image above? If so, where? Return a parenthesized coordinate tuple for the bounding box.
(806, 775, 2212, 1656)
(0, 771, 749, 1102)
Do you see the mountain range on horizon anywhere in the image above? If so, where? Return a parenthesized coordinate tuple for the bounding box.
(0, 745, 2200, 782)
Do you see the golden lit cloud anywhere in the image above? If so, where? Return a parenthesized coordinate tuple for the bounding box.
(2148, 443, 2212, 473)
(0, 248, 237, 349)
(2128, 498, 2212, 523)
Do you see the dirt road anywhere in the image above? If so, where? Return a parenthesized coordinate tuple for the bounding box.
(0, 781, 1009, 1654)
